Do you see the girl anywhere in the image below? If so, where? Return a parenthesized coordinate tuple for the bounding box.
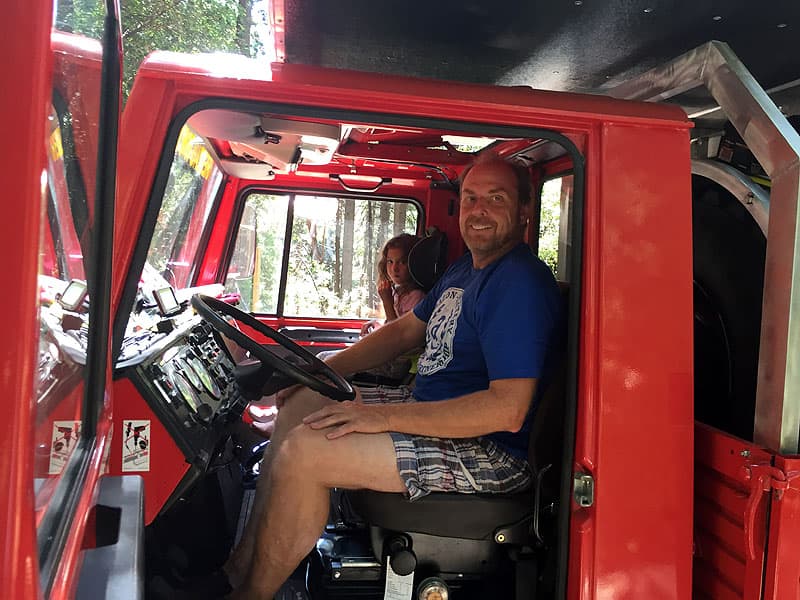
(364, 233, 425, 335)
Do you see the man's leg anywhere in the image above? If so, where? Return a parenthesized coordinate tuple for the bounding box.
(225, 386, 329, 581)
(228, 388, 407, 599)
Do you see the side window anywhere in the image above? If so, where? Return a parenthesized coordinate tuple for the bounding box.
(35, 105, 89, 500)
(539, 174, 574, 281)
(35, 21, 107, 590)
(225, 193, 420, 317)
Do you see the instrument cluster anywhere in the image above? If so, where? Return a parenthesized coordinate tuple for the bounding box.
(120, 316, 246, 460)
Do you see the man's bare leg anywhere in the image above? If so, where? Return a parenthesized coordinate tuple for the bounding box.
(225, 387, 332, 583)
(229, 405, 406, 599)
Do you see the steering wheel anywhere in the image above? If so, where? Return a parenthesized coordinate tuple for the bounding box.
(191, 294, 355, 401)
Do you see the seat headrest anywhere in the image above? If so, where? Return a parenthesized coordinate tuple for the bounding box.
(408, 231, 448, 292)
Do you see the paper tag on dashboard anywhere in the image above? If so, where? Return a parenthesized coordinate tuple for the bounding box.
(384, 561, 414, 600)
(122, 419, 151, 472)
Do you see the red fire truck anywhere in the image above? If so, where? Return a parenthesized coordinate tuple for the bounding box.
(4, 2, 800, 599)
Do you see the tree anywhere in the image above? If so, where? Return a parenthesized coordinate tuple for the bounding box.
(121, 0, 255, 98)
(55, 0, 259, 100)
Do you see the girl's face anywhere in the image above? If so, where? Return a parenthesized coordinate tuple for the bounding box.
(385, 247, 411, 286)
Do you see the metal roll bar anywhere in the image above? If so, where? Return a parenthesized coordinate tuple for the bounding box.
(609, 41, 800, 454)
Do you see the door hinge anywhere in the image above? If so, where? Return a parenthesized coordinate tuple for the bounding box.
(741, 463, 800, 560)
(573, 472, 594, 508)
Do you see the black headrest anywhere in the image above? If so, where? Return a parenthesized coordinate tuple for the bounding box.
(408, 230, 448, 292)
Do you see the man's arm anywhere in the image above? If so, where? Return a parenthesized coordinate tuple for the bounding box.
(304, 377, 537, 440)
(324, 310, 427, 377)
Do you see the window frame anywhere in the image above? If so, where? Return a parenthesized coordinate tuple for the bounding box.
(537, 170, 575, 282)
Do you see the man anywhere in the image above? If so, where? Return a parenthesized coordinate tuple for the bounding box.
(225, 154, 563, 600)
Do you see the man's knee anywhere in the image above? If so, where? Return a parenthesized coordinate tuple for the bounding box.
(276, 389, 333, 428)
(271, 423, 321, 479)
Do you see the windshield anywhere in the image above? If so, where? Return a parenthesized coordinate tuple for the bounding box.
(146, 125, 222, 289)
(122, 125, 223, 344)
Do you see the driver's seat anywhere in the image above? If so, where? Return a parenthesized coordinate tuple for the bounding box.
(343, 354, 567, 592)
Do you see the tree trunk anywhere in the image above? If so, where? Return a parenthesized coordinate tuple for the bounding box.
(236, 0, 253, 57)
(379, 201, 390, 253)
(365, 202, 375, 307)
(394, 203, 408, 235)
(342, 199, 355, 293)
(334, 201, 343, 296)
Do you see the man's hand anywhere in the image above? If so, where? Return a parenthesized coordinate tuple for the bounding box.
(359, 319, 381, 336)
(303, 394, 391, 439)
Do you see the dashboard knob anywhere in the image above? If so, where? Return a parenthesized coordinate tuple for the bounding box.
(196, 403, 213, 424)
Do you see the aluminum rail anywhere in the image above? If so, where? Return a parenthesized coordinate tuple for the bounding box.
(608, 41, 800, 454)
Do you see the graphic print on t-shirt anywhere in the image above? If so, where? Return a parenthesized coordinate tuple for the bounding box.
(417, 287, 463, 375)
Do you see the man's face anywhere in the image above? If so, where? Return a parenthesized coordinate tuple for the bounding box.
(459, 161, 528, 268)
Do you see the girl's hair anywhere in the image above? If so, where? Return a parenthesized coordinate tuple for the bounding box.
(377, 233, 421, 286)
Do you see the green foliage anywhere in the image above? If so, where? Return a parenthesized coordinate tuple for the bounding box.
(538, 179, 562, 276)
(56, 0, 260, 100)
(55, 0, 105, 37)
(121, 0, 250, 98)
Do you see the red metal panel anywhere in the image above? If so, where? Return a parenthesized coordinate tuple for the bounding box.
(113, 57, 690, 319)
(568, 121, 694, 599)
(693, 424, 773, 600)
(761, 455, 800, 599)
(0, 1, 54, 598)
(109, 378, 190, 524)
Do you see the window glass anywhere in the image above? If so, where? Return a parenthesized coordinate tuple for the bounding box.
(227, 194, 289, 313)
(34, 5, 109, 587)
(146, 125, 223, 289)
(226, 193, 419, 317)
(539, 175, 574, 281)
(34, 107, 88, 507)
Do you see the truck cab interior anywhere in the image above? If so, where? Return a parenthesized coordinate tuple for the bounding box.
(111, 101, 584, 598)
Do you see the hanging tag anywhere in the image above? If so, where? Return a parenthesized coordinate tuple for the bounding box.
(384, 561, 414, 600)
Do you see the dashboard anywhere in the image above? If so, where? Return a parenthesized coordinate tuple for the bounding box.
(116, 316, 246, 464)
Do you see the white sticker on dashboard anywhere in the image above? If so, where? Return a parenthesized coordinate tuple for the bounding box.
(49, 420, 81, 475)
(122, 420, 151, 472)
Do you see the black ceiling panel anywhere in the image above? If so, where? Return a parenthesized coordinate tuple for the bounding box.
(284, 0, 800, 120)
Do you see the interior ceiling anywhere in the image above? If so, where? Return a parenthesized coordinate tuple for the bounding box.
(283, 0, 800, 130)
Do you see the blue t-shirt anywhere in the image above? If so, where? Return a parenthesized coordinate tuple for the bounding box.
(412, 243, 563, 459)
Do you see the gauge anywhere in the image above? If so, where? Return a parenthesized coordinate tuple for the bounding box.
(168, 368, 199, 412)
(188, 356, 221, 398)
(176, 357, 202, 390)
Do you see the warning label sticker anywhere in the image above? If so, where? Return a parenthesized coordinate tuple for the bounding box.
(49, 420, 81, 475)
(122, 420, 151, 472)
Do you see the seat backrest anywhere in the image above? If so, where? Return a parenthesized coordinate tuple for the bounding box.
(408, 228, 448, 292)
(528, 358, 567, 476)
(528, 282, 569, 477)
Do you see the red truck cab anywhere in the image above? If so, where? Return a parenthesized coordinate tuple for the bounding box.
(5, 2, 800, 599)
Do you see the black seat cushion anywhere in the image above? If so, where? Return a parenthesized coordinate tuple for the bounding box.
(346, 488, 534, 541)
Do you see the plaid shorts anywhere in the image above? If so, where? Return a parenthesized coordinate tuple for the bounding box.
(358, 386, 532, 501)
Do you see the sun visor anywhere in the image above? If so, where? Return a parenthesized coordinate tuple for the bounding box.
(187, 110, 341, 174)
